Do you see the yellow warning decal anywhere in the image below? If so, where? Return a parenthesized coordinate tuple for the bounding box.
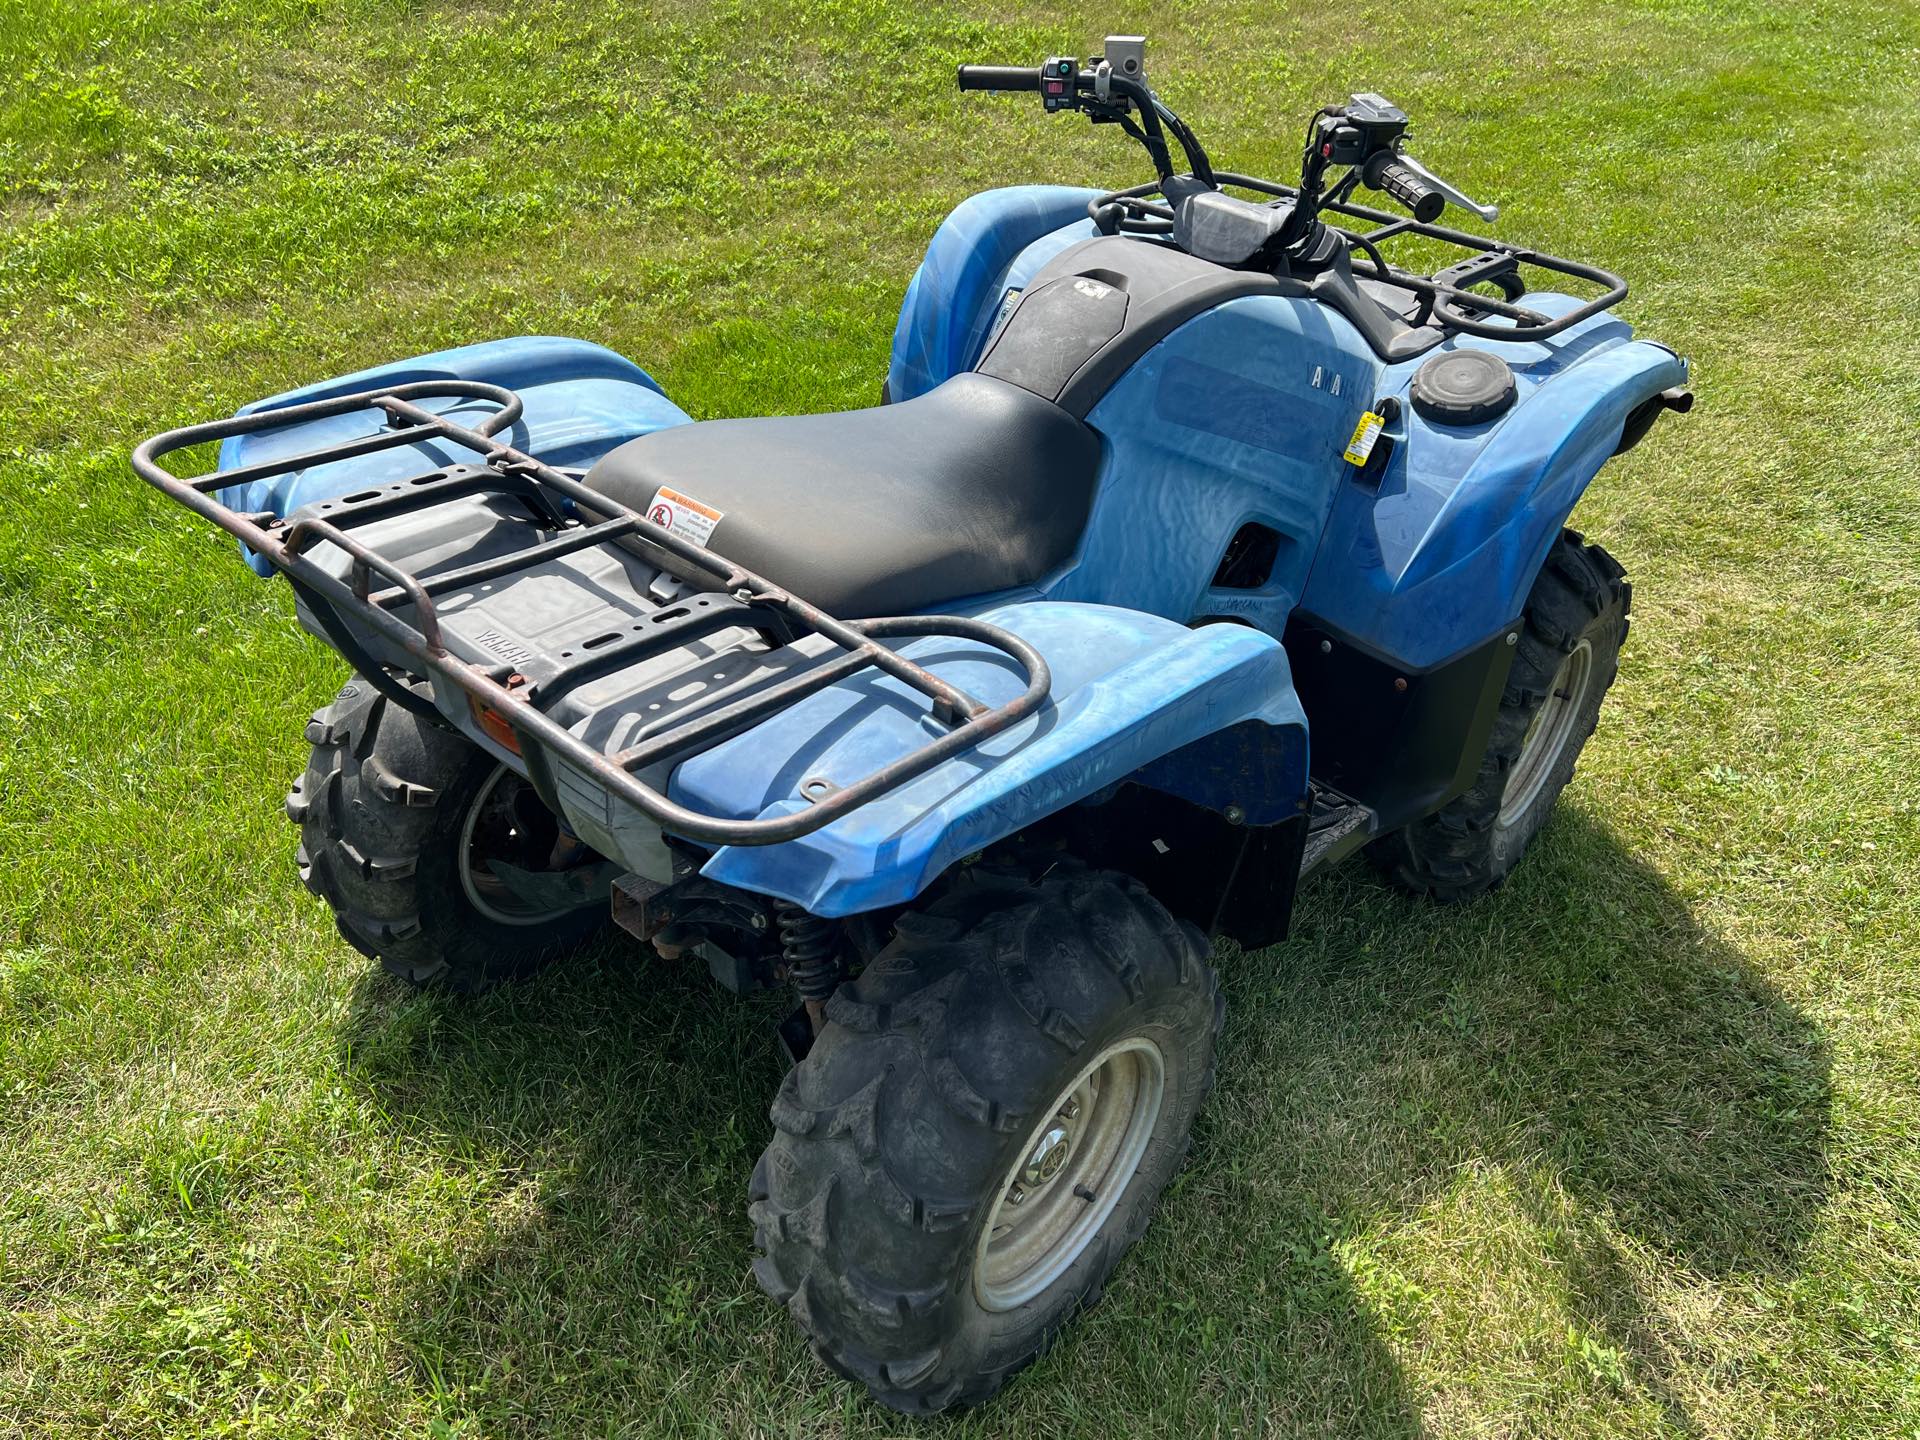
(1343, 411, 1385, 466)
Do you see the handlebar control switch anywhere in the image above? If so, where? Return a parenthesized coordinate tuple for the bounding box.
(1321, 121, 1367, 165)
(1315, 95, 1407, 167)
(1041, 56, 1081, 111)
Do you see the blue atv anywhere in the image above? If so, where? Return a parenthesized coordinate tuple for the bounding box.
(135, 36, 1690, 1413)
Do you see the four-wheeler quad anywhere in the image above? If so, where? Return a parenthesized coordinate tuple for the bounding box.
(134, 37, 1691, 1413)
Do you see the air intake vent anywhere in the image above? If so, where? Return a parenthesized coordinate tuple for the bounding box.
(1212, 523, 1281, 589)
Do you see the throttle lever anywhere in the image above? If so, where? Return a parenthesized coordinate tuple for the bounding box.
(1395, 152, 1500, 222)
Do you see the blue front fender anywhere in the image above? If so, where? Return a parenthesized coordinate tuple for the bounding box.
(1302, 298, 1689, 666)
(674, 601, 1308, 915)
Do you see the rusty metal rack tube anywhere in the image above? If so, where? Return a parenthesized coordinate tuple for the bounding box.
(1089, 173, 1629, 341)
(132, 381, 1052, 846)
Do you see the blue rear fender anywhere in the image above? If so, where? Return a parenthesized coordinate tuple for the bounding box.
(217, 335, 690, 574)
(673, 599, 1309, 916)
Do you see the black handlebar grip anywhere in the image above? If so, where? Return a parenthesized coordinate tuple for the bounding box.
(1368, 158, 1445, 223)
(956, 64, 1043, 92)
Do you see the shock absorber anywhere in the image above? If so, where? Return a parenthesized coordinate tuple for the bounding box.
(776, 902, 840, 1032)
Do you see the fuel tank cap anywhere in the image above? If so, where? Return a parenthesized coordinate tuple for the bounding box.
(1410, 348, 1516, 425)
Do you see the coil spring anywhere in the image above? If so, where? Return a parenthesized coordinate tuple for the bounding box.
(776, 903, 840, 1003)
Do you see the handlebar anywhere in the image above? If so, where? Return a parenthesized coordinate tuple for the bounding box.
(957, 48, 1488, 230)
(956, 64, 1043, 92)
(955, 41, 1625, 345)
(1363, 155, 1443, 223)
(956, 55, 1213, 187)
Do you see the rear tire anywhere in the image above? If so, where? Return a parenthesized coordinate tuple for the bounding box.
(1370, 528, 1629, 900)
(286, 677, 611, 991)
(750, 863, 1219, 1413)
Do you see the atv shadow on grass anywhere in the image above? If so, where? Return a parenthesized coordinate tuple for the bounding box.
(334, 807, 1828, 1435)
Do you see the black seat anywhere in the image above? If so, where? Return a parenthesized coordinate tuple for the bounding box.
(581, 373, 1100, 617)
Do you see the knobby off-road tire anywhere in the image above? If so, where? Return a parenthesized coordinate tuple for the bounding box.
(1371, 528, 1630, 900)
(286, 677, 609, 991)
(750, 864, 1220, 1413)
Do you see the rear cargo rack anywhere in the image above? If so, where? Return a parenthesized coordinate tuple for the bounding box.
(133, 381, 1052, 846)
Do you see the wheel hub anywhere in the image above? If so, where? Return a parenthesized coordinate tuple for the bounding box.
(1499, 637, 1595, 830)
(457, 764, 597, 926)
(1019, 1120, 1074, 1190)
(972, 1037, 1165, 1312)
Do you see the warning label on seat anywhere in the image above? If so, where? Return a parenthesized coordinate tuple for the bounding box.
(644, 486, 723, 547)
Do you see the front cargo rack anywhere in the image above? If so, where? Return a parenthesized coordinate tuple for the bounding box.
(133, 381, 1052, 846)
(1090, 173, 1629, 341)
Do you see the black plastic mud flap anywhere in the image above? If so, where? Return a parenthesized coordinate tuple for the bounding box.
(1037, 785, 1309, 950)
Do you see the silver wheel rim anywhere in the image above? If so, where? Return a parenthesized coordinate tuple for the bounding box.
(972, 1036, 1166, 1312)
(457, 765, 583, 926)
(1499, 637, 1594, 830)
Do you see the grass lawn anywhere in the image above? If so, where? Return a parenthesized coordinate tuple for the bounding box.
(3, 0, 1918, 1434)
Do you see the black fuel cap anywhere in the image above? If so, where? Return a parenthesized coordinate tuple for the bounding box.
(1410, 348, 1516, 425)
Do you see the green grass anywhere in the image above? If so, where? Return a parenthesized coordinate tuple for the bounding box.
(2, 0, 1917, 1434)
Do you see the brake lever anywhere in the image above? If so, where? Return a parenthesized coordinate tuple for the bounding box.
(1396, 152, 1500, 223)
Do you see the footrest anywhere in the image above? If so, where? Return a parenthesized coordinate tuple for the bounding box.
(1299, 785, 1377, 878)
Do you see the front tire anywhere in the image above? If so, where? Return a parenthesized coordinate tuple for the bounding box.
(750, 864, 1219, 1413)
(286, 677, 612, 990)
(1371, 528, 1630, 899)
